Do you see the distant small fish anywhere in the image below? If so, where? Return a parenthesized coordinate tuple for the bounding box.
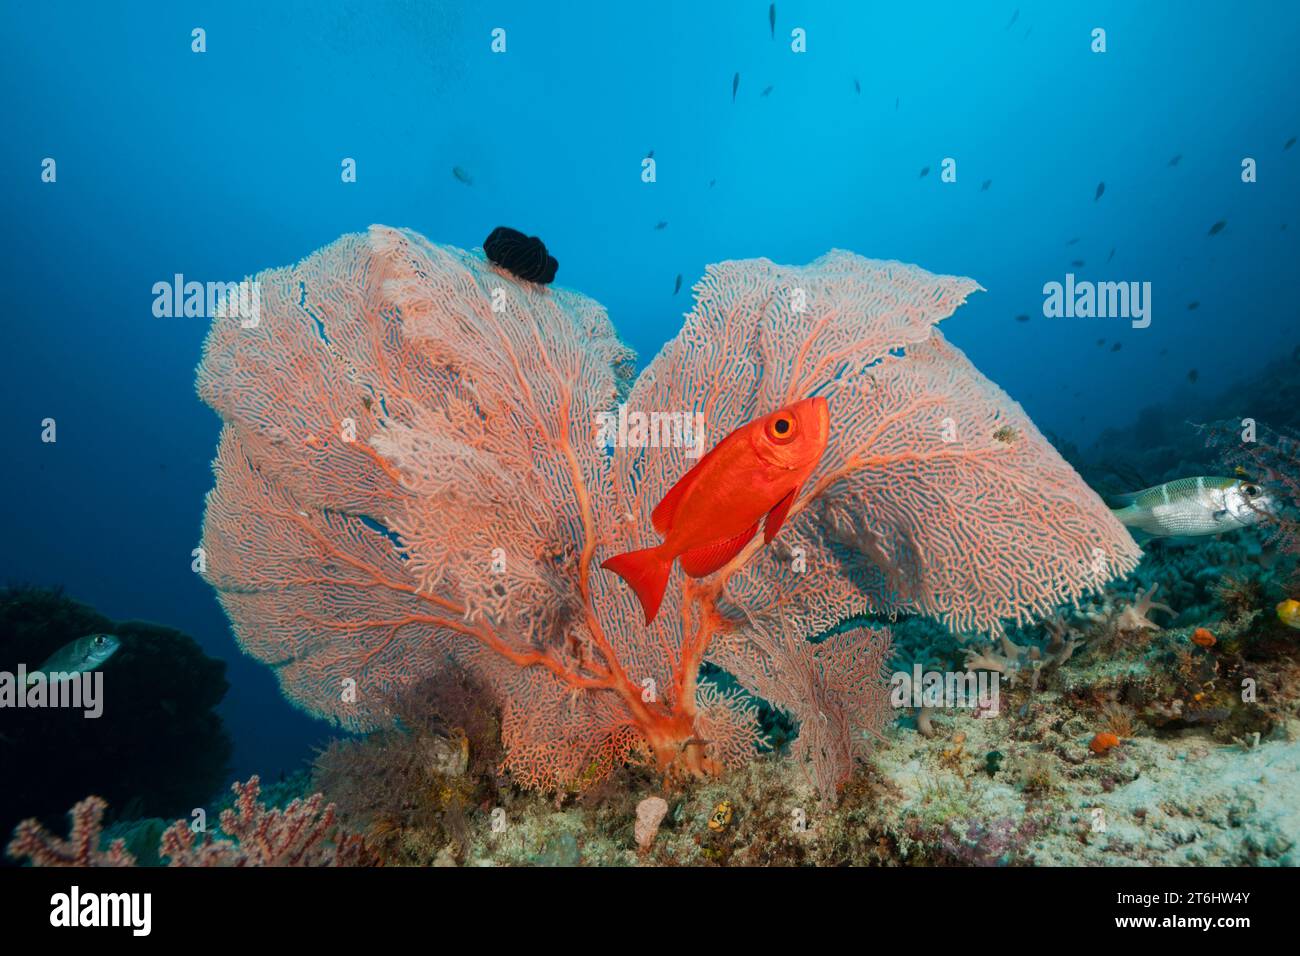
(1187, 301, 1199, 310)
(646, 149, 655, 159)
(654, 221, 668, 230)
(1106, 247, 1116, 263)
(1005, 8, 1019, 29)
(1071, 259, 1085, 267)
(981, 179, 992, 191)
(1286, 136, 1296, 151)
(1096, 338, 1105, 346)
(1094, 181, 1105, 201)
(1187, 368, 1199, 383)
(452, 166, 473, 186)
(1159, 348, 1169, 356)
(673, 274, 682, 295)
(853, 77, 861, 95)
(1111, 342, 1122, 352)
(1014, 314, 1030, 322)
(1066, 237, 1080, 246)
(1168, 153, 1182, 166)
(1024, 25, 1033, 39)
(760, 85, 773, 97)
(28, 633, 121, 684)
(1208, 220, 1226, 236)
(895, 96, 899, 110)
(769, 3, 776, 39)
(708, 179, 716, 188)
(732, 72, 740, 103)
(919, 165, 930, 178)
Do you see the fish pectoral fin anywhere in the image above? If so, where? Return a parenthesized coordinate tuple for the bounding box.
(763, 485, 801, 544)
(680, 522, 759, 578)
(1213, 509, 1228, 521)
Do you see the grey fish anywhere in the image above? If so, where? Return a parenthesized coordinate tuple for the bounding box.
(654, 221, 668, 230)
(1111, 342, 1122, 352)
(451, 166, 473, 186)
(1188, 368, 1199, 383)
(708, 179, 716, 188)
(1066, 237, 1080, 245)
(646, 149, 654, 159)
(1187, 301, 1199, 310)
(1106, 246, 1116, 263)
(1071, 259, 1085, 267)
(981, 179, 991, 191)
(732, 72, 739, 103)
(1286, 137, 1296, 150)
(1168, 153, 1182, 166)
(761, 85, 773, 97)
(673, 274, 682, 295)
(919, 165, 930, 178)
(1094, 181, 1105, 201)
(28, 633, 121, 684)
(1096, 338, 1105, 346)
(1208, 220, 1226, 236)
(1005, 9, 1019, 29)
(854, 78, 860, 94)
(1111, 477, 1274, 537)
(769, 3, 775, 38)
(1014, 313, 1030, 322)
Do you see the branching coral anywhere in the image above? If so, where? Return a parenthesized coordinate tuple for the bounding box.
(1202, 420, 1300, 561)
(8, 778, 377, 868)
(160, 776, 378, 867)
(1116, 584, 1175, 633)
(6, 796, 135, 867)
(962, 625, 1084, 692)
(195, 227, 1138, 790)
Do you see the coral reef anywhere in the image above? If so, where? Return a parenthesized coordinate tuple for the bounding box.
(8, 777, 377, 868)
(6, 796, 135, 867)
(0, 586, 232, 848)
(312, 665, 503, 865)
(160, 776, 378, 866)
(195, 227, 1136, 793)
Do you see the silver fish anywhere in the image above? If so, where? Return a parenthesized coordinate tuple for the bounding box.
(28, 633, 121, 684)
(1111, 477, 1274, 537)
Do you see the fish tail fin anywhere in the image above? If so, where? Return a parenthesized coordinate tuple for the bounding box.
(1105, 491, 1140, 509)
(601, 546, 671, 625)
(1110, 503, 1138, 523)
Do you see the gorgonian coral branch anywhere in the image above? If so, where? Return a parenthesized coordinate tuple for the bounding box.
(196, 229, 1138, 789)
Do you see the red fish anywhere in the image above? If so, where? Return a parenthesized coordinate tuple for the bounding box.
(602, 396, 830, 624)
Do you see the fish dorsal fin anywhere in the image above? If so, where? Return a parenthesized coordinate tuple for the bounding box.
(763, 484, 801, 544)
(680, 522, 759, 578)
(650, 435, 727, 535)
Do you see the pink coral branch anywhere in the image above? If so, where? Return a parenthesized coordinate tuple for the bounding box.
(195, 229, 1138, 789)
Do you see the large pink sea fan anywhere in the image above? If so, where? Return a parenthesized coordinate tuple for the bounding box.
(196, 226, 1138, 789)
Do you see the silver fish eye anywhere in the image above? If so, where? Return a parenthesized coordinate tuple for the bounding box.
(1243, 484, 1260, 497)
(93, 634, 106, 645)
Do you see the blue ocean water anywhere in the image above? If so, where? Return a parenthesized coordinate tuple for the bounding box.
(1, 0, 1297, 785)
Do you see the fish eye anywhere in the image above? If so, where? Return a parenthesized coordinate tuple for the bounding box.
(93, 635, 106, 645)
(1244, 484, 1261, 497)
(765, 413, 798, 444)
